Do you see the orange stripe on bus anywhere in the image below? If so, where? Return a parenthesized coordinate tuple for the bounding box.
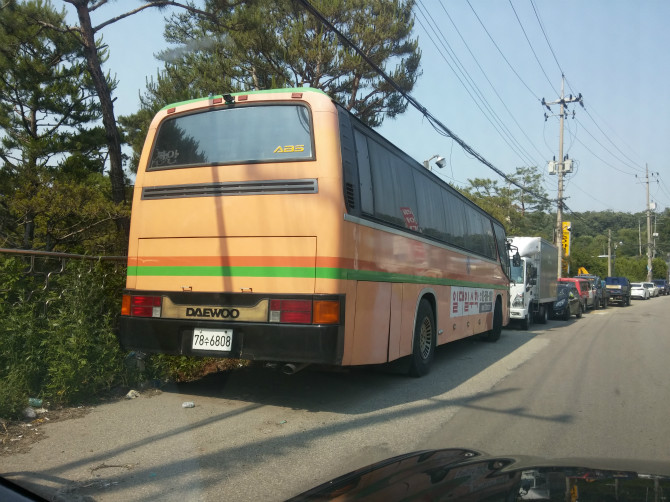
(128, 256, 316, 267)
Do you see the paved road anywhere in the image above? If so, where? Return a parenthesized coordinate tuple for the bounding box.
(2, 297, 669, 501)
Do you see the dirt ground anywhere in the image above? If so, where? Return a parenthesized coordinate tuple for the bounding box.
(1, 388, 163, 457)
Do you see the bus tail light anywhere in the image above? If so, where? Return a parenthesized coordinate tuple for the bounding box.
(313, 300, 340, 324)
(269, 299, 312, 324)
(122, 295, 162, 318)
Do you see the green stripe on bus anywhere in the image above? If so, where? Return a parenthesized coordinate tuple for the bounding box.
(316, 268, 503, 289)
(128, 265, 506, 290)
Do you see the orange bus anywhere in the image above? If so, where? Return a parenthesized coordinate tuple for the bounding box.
(118, 88, 510, 376)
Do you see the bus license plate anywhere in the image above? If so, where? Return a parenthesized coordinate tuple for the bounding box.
(192, 328, 233, 352)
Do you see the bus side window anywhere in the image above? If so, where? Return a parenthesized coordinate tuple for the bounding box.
(367, 139, 400, 226)
(442, 191, 466, 248)
(353, 130, 374, 215)
(413, 170, 447, 240)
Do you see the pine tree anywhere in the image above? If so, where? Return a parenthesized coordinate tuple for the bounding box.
(0, 0, 124, 252)
(121, 0, 422, 171)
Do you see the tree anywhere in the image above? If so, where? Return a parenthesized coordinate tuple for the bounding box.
(121, 0, 421, 171)
(34, 0, 213, 218)
(461, 166, 552, 238)
(0, 0, 120, 250)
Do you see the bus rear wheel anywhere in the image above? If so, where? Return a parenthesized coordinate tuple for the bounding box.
(482, 299, 502, 342)
(408, 299, 436, 377)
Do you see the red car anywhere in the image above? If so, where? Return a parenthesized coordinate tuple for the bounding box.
(558, 278, 592, 311)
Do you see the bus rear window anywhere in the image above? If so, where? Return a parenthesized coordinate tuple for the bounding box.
(149, 104, 314, 170)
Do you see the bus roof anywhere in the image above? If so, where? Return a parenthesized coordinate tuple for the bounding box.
(159, 87, 329, 111)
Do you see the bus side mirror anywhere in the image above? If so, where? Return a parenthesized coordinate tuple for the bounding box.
(512, 251, 521, 268)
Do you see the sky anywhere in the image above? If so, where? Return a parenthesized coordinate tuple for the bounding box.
(63, 0, 670, 217)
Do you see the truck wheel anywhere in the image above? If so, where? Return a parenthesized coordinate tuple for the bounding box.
(408, 299, 435, 377)
(537, 305, 548, 324)
(522, 312, 532, 330)
(482, 299, 502, 342)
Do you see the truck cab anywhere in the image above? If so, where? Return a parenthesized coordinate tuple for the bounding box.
(508, 237, 558, 330)
(510, 257, 536, 329)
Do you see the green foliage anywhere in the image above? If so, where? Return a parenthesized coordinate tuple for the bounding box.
(145, 355, 239, 382)
(462, 175, 670, 281)
(0, 254, 244, 420)
(0, 0, 125, 252)
(0, 257, 130, 418)
(461, 167, 553, 240)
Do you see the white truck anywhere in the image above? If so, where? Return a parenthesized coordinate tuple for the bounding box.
(508, 237, 558, 329)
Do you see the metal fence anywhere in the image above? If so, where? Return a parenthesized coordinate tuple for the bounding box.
(0, 248, 126, 316)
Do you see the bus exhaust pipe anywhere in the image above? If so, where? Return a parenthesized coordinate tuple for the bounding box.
(281, 362, 309, 375)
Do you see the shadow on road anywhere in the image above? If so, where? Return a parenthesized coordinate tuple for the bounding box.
(3, 325, 578, 502)
(162, 328, 543, 416)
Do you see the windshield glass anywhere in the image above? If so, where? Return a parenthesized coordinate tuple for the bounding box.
(149, 104, 314, 169)
(510, 263, 524, 283)
(557, 285, 570, 299)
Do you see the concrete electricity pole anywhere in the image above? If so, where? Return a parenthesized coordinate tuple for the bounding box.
(640, 164, 660, 281)
(542, 75, 583, 278)
(608, 229, 612, 276)
(646, 164, 652, 281)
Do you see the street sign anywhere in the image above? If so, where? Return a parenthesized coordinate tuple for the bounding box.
(562, 221, 571, 257)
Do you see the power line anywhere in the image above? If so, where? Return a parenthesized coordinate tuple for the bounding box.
(465, 0, 540, 102)
(527, 2, 645, 181)
(566, 177, 616, 210)
(436, 0, 552, 162)
(575, 97, 644, 167)
(508, 0, 558, 95)
(294, 0, 558, 210)
(528, 0, 564, 76)
(415, 2, 539, 167)
(562, 77, 644, 174)
(580, 107, 645, 173)
(573, 118, 639, 176)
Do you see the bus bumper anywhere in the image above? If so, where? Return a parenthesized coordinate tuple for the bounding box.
(117, 317, 344, 365)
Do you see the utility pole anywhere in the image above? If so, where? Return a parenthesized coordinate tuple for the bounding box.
(653, 215, 657, 259)
(637, 164, 658, 281)
(646, 164, 652, 281)
(543, 75, 583, 278)
(608, 229, 612, 276)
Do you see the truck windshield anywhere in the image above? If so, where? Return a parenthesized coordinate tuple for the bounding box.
(510, 263, 524, 283)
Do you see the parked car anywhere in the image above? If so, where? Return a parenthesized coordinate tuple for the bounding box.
(552, 283, 582, 320)
(643, 282, 659, 298)
(652, 279, 669, 295)
(631, 282, 649, 300)
(557, 278, 592, 311)
(576, 274, 605, 309)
